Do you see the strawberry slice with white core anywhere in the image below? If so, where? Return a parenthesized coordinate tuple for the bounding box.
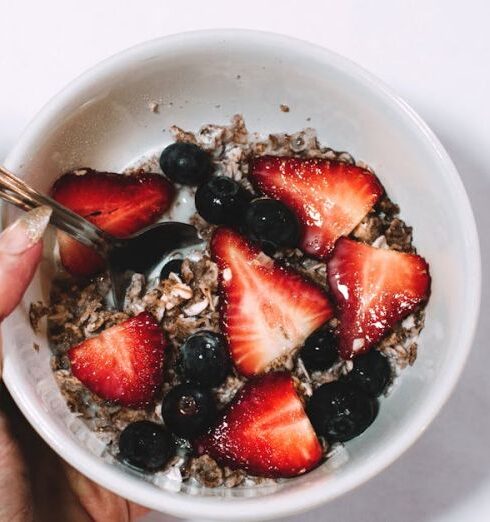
(51, 168, 174, 276)
(68, 312, 167, 407)
(195, 372, 323, 478)
(250, 156, 383, 258)
(211, 228, 333, 377)
(327, 238, 431, 359)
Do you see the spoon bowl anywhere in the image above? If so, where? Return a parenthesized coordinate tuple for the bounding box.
(109, 222, 204, 308)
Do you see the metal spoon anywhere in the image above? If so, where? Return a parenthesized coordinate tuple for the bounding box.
(0, 165, 204, 309)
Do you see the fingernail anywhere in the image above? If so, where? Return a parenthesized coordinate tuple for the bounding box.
(0, 206, 52, 255)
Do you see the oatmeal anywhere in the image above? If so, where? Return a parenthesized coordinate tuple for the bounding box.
(32, 115, 430, 488)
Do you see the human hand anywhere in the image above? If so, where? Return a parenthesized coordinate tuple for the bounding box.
(0, 207, 149, 522)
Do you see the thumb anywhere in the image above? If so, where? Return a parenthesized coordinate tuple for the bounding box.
(0, 206, 51, 321)
(0, 206, 51, 522)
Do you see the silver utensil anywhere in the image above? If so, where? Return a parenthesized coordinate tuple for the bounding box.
(0, 165, 204, 309)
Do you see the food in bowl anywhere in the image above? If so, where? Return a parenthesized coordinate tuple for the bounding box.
(30, 115, 431, 488)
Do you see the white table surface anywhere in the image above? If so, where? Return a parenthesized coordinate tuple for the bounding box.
(1, 1, 489, 521)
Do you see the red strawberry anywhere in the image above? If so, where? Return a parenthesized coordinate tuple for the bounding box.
(56, 234, 106, 276)
(211, 228, 333, 377)
(51, 168, 174, 276)
(195, 372, 322, 478)
(250, 156, 383, 259)
(327, 238, 431, 359)
(68, 312, 167, 407)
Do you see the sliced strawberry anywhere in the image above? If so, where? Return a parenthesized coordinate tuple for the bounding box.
(51, 168, 174, 276)
(211, 228, 333, 377)
(195, 372, 322, 478)
(250, 156, 383, 259)
(56, 234, 106, 276)
(327, 238, 431, 359)
(68, 312, 166, 407)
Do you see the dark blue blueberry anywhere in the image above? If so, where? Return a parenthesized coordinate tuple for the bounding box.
(180, 331, 230, 387)
(300, 329, 338, 372)
(118, 421, 174, 472)
(306, 381, 378, 442)
(161, 384, 216, 439)
(160, 259, 184, 281)
(195, 176, 252, 225)
(160, 142, 213, 185)
(345, 350, 391, 397)
(244, 198, 300, 254)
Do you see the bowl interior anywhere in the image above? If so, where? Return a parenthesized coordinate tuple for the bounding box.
(1, 31, 480, 520)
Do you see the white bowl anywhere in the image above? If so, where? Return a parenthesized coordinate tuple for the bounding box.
(1, 30, 481, 521)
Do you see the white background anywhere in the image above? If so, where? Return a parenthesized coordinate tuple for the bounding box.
(1, 1, 489, 521)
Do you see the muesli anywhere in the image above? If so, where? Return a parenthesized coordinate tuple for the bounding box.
(31, 115, 430, 488)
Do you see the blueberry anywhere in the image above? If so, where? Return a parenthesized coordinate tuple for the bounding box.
(345, 350, 391, 397)
(160, 259, 183, 281)
(300, 329, 338, 372)
(118, 421, 175, 472)
(195, 176, 252, 225)
(306, 381, 378, 442)
(244, 199, 300, 253)
(160, 142, 213, 185)
(180, 331, 230, 387)
(162, 384, 216, 439)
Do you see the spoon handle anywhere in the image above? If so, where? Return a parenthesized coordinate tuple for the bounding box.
(0, 166, 113, 254)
